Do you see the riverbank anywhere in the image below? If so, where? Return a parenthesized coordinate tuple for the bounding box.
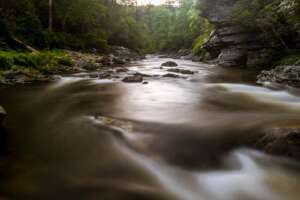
(0, 46, 144, 85)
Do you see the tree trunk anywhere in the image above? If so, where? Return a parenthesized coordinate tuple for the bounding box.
(48, 0, 53, 31)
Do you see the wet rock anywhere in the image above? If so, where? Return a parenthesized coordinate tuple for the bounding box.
(134, 72, 152, 77)
(0, 106, 6, 125)
(163, 73, 181, 78)
(109, 46, 145, 60)
(113, 57, 126, 65)
(2, 70, 51, 84)
(167, 68, 195, 75)
(99, 72, 111, 79)
(69, 66, 86, 73)
(89, 73, 99, 78)
(161, 61, 178, 67)
(82, 61, 100, 71)
(218, 48, 248, 67)
(116, 68, 128, 73)
(257, 66, 300, 87)
(122, 75, 143, 83)
(143, 81, 149, 84)
(101, 55, 114, 66)
(261, 129, 300, 161)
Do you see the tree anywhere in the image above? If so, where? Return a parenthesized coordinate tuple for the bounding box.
(48, 0, 53, 31)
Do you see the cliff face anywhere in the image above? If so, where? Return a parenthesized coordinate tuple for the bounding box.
(201, 0, 278, 67)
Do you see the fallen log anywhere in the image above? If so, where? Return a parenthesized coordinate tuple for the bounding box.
(0, 106, 6, 125)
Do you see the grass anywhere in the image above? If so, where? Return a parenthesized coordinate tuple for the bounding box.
(0, 50, 74, 74)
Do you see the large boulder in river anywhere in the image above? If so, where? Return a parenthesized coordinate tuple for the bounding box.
(257, 66, 300, 87)
(122, 75, 143, 83)
(256, 128, 300, 162)
(161, 61, 178, 67)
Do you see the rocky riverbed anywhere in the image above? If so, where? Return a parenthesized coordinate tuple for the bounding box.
(0, 46, 145, 85)
(257, 65, 300, 87)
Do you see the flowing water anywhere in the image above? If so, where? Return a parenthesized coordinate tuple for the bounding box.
(1, 55, 300, 199)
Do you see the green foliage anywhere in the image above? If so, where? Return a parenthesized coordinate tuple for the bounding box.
(192, 20, 212, 56)
(0, 0, 212, 54)
(275, 52, 300, 65)
(15, 15, 46, 48)
(0, 0, 151, 52)
(0, 54, 14, 69)
(231, 0, 300, 49)
(141, 0, 210, 52)
(0, 51, 73, 73)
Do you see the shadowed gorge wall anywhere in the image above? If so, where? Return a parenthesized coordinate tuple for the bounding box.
(200, 0, 283, 67)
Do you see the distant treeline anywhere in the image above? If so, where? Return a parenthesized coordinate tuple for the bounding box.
(0, 0, 212, 54)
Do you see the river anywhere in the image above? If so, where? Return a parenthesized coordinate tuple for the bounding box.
(1, 55, 300, 200)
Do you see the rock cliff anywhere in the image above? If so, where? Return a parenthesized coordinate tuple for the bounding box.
(201, 0, 278, 67)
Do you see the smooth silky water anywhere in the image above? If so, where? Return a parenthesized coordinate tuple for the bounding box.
(1, 55, 300, 200)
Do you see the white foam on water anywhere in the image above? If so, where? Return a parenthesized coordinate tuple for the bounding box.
(116, 143, 300, 200)
(206, 83, 300, 111)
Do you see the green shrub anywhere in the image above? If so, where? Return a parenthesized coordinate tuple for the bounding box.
(15, 15, 46, 48)
(57, 56, 74, 67)
(14, 53, 38, 67)
(0, 50, 73, 72)
(275, 52, 300, 65)
(0, 54, 14, 69)
(44, 31, 66, 49)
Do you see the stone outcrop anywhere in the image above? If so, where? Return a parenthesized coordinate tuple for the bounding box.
(201, 0, 278, 67)
(257, 65, 300, 87)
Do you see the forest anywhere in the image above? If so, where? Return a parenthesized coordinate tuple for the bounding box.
(0, 0, 210, 52)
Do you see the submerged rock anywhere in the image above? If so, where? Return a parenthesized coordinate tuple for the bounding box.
(257, 66, 300, 87)
(89, 73, 99, 78)
(99, 72, 111, 79)
(122, 75, 143, 83)
(162, 73, 181, 78)
(161, 61, 178, 67)
(134, 72, 153, 77)
(257, 128, 300, 162)
(167, 68, 194, 75)
(116, 68, 128, 73)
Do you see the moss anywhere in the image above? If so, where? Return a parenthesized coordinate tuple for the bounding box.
(191, 18, 213, 58)
(192, 30, 211, 58)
